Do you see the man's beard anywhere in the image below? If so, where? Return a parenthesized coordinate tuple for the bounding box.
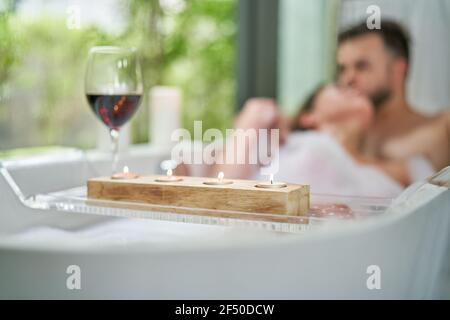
(369, 87, 392, 109)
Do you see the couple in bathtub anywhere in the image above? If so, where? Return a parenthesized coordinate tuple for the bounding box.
(211, 21, 450, 196)
(205, 20, 450, 197)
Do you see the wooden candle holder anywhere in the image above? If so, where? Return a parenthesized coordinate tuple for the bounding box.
(87, 176, 310, 217)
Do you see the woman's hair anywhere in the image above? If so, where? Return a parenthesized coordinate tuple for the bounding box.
(291, 83, 325, 131)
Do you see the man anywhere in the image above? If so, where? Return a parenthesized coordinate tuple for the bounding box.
(330, 21, 450, 184)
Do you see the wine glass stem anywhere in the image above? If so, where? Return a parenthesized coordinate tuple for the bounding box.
(110, 128, 120, 174)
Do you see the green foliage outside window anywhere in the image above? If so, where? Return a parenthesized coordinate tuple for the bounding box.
(0, 0, 236, 152)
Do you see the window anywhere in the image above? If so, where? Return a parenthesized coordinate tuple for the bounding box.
(0, 0, 236, 153)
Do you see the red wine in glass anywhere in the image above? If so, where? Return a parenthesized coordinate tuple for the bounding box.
(85, 46, 143, 174)
(86, 94, 142, 130)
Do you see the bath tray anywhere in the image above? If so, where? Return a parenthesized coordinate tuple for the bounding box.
(0, 160, 393, 233)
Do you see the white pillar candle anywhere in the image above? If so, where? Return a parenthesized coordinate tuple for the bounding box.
(149, 86, 182, 150)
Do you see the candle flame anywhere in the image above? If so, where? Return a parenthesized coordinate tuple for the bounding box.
(269, 174, 274, 184)
(123, 166, 129, 174)
(167, 169, 173, 177)
(218, 171, 224, 181)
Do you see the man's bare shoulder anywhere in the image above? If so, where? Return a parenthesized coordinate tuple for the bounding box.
(409, 108, 450, 129)
(439, 111, 450, 124)
(440, 111, 450, 141)
(415, 111, 450, 170)
(409, 110, 450, 140)
(382, 109, 450, 170)
(424, 111, 450, 131)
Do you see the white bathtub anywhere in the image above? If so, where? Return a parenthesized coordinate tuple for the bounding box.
(0, 149, 449, 299)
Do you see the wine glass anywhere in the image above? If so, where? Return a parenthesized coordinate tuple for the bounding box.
(85, 46, 143, 174)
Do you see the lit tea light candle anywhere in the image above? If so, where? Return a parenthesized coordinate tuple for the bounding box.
(111, 166, 139, 180)
(203, 171, 233, 185)
(255, 174, 287, 188)
(155, 168, 183, 182)
(155, 160, 183, 182)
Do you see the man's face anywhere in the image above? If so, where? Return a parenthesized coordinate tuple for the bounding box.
(337, 34, 393, 107)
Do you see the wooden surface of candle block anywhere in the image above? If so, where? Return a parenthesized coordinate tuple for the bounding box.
(87, 176, 310, 216)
